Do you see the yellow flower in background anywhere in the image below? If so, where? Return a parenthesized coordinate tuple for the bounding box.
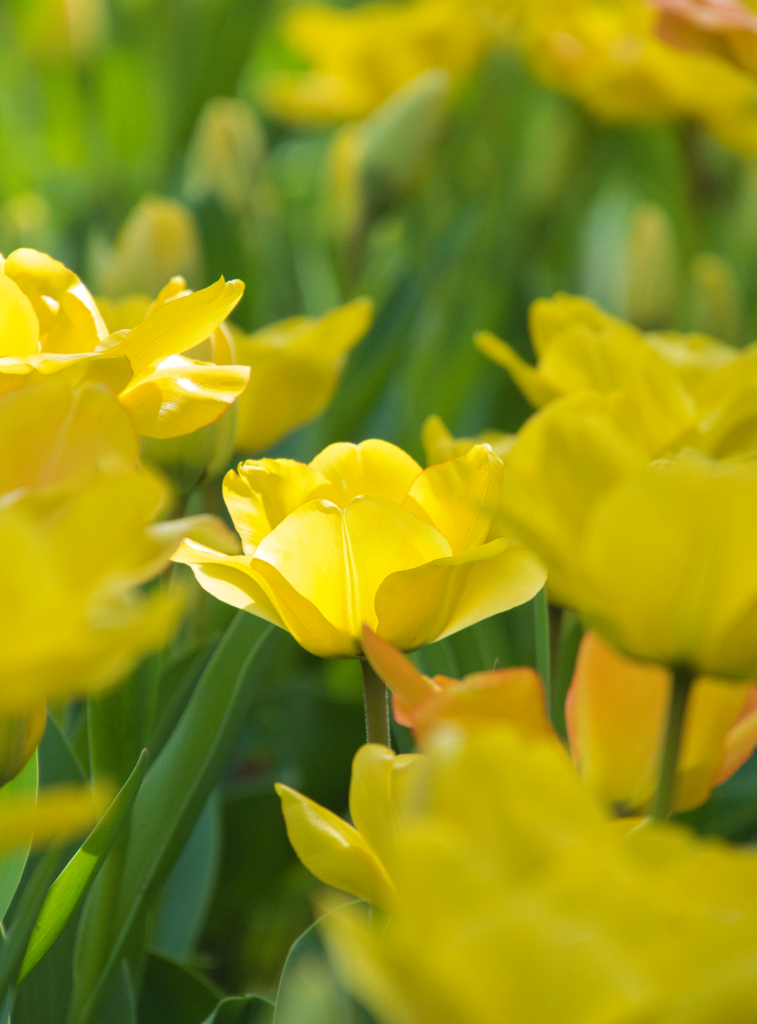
(0, 375, 240, 713)
(362, 624, 553, 746)
(421, 413, 514, 464)
(0, 785, 111, 855)
(652, 0, 757, 75)
(263, 0, 495, 124)
(567, 631, 757, 814)
(173, 440, 545, 657)
(316, 727, 757, 1024)
(496, 394, 757, 677)
(277, 742, 425, 910)
(0, 249, 248, 438)
(232, 298, 374, 453)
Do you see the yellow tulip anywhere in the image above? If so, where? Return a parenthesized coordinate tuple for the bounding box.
(232, 298, 374, 453)
(496, 393, 757, 677)
(567, 631, 757, 814)
(362, 625, 553, 746)
(0, 375, 240, 712)
(0, 249, 248, 439)
(0, 784, 112, 854)
(421, 414, 514, 465)
(277, 742, 426, 910)
(262, 0, 494, 124)
(651, 0, 757, 75)
(317, 727, 757, 1024)
(173, 440, 546, 657)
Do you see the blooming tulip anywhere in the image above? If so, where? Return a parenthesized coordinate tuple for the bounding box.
(231, 298, 374, 453)
(173, 440, 546, 658)
(311, 727, 757, 1024)
(0, 249, 248, 439)
(567, 631, 757, 814)
(421, 414, 513, 465)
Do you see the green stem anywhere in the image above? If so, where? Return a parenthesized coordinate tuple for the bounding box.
(361, 660, 391, 747)
(651, 667, 694, 822)
(533, 587, 552, 716)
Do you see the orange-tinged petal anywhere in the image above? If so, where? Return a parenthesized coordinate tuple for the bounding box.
(276, 782, 394, 909)
(403, 445, 503, 554)
(253, 495, 451, 639)
(309, 439, 422, 507)
(474, 331, 560, 407)
(224, 459, 337, 554)
(716, 686, 757, 784)
(412, 667, 553, 745)
(103, 277, 244, 376)
(0, 272, 39, 357)
(118, 355, 250, 438)
(361, 625, 438, 709)
(375, 538, 546, 650)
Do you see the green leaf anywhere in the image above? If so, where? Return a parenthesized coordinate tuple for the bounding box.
(69, 614, 272, 1024)
(38, 716, 86, 788)
(90, 961, 136, 1024)
(552, 610, 583, 741)
(0, 845, 60, 1003)
(201, 996, 275, 1024)
(274, 909, 376, 1024)
(0, 754, 38, 923)
(19, 751, 148, 981)
(137, 953, 221, 1024)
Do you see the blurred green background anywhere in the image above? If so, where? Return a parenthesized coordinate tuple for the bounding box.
(6, 0, 757, 1005)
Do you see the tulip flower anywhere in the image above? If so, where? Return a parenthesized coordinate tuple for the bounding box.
(0, 784, 112, 855)
(231, 298, 374, 453)
(421, 414, 514, 465)
(567, 631, 757, 814)
(496, 393, 757, 681)
(312, 727, 757, 1024)
(262, 0, 495, 124)
(0, 249, 248, 438)
(652, 0, 757, 74)
(173, 440, 546, 658)
(0, 375, 240, 712)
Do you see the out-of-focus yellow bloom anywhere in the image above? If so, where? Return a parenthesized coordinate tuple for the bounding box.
(263, 0, 495, 124)
(421, 413, 514, 465)
(0, 250, 248, 439)
(173, 441, 545, 657)
(0, 375, 239, 712)
(0, 707, 47, 787)
(0, 784, 112, 854)
(477, 292, 757, 459)
(362, 625, 552, 745)
(652, 0, 757, 75)
(496, 394, 757, 677)
(277, 743, 426, 910)
(94, 197, 203, 298)
(232, 298, 374, 453)
(567, 631, 757, 814)
(514, 0, 757, 155)
(13, 0, 109, 62)
(316, 727, 757, 1024)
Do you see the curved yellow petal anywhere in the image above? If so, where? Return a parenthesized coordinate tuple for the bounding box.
(474, 331, 559, 408)
(103, 277, 244, 376)
(421, 414, 513, 466)
(118, 355, 250, 438)
(403, 444, 503, 554)
(148, 512, 242, 558)
(528, 293, 619, 358)
(224, 459, 336, 554)
(375, 538, 546, 650)
(0, 272, 39, 357)
(253, 495, 450, 640)
(309, 439, 422, 507)
(0, 783, 111, 854)
(276, 782, 394, 909)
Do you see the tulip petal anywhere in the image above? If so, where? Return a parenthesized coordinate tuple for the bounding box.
(0, 783, 112, 854)
(0, 272, 39, 357)
(253, 495, 451, 640)
(225, 460, 337, 554)
(528, 294, 618, 358)
(716, 686, 757, 785)
(309, 439, 422, 507)
(361, 625, 438, 708)
(118, 355, 250, 439)
(474, 331, 560, 408)
(404, 444, 503, 554)
(421, 414, 514, 466)
(103, 277, 244, 376)
(276, 782, 394, 909)
(375, 539, 546, 650)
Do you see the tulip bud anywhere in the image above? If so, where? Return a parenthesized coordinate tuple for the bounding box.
(0, 704, 46, 787)
(93, 197, 204, 299)
(329, 68, 451, 240)
(688, 252, 742, 344)
(183, 98, 267, 218)
(626, 202, 679, 330)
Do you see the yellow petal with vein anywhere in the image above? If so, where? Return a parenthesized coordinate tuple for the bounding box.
(0, 273, 39, 357)
(310, 439, 421, 507)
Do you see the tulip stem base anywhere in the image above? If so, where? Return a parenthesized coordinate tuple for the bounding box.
(362, 660, 391, 748)
(651, 667, 694, 822)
